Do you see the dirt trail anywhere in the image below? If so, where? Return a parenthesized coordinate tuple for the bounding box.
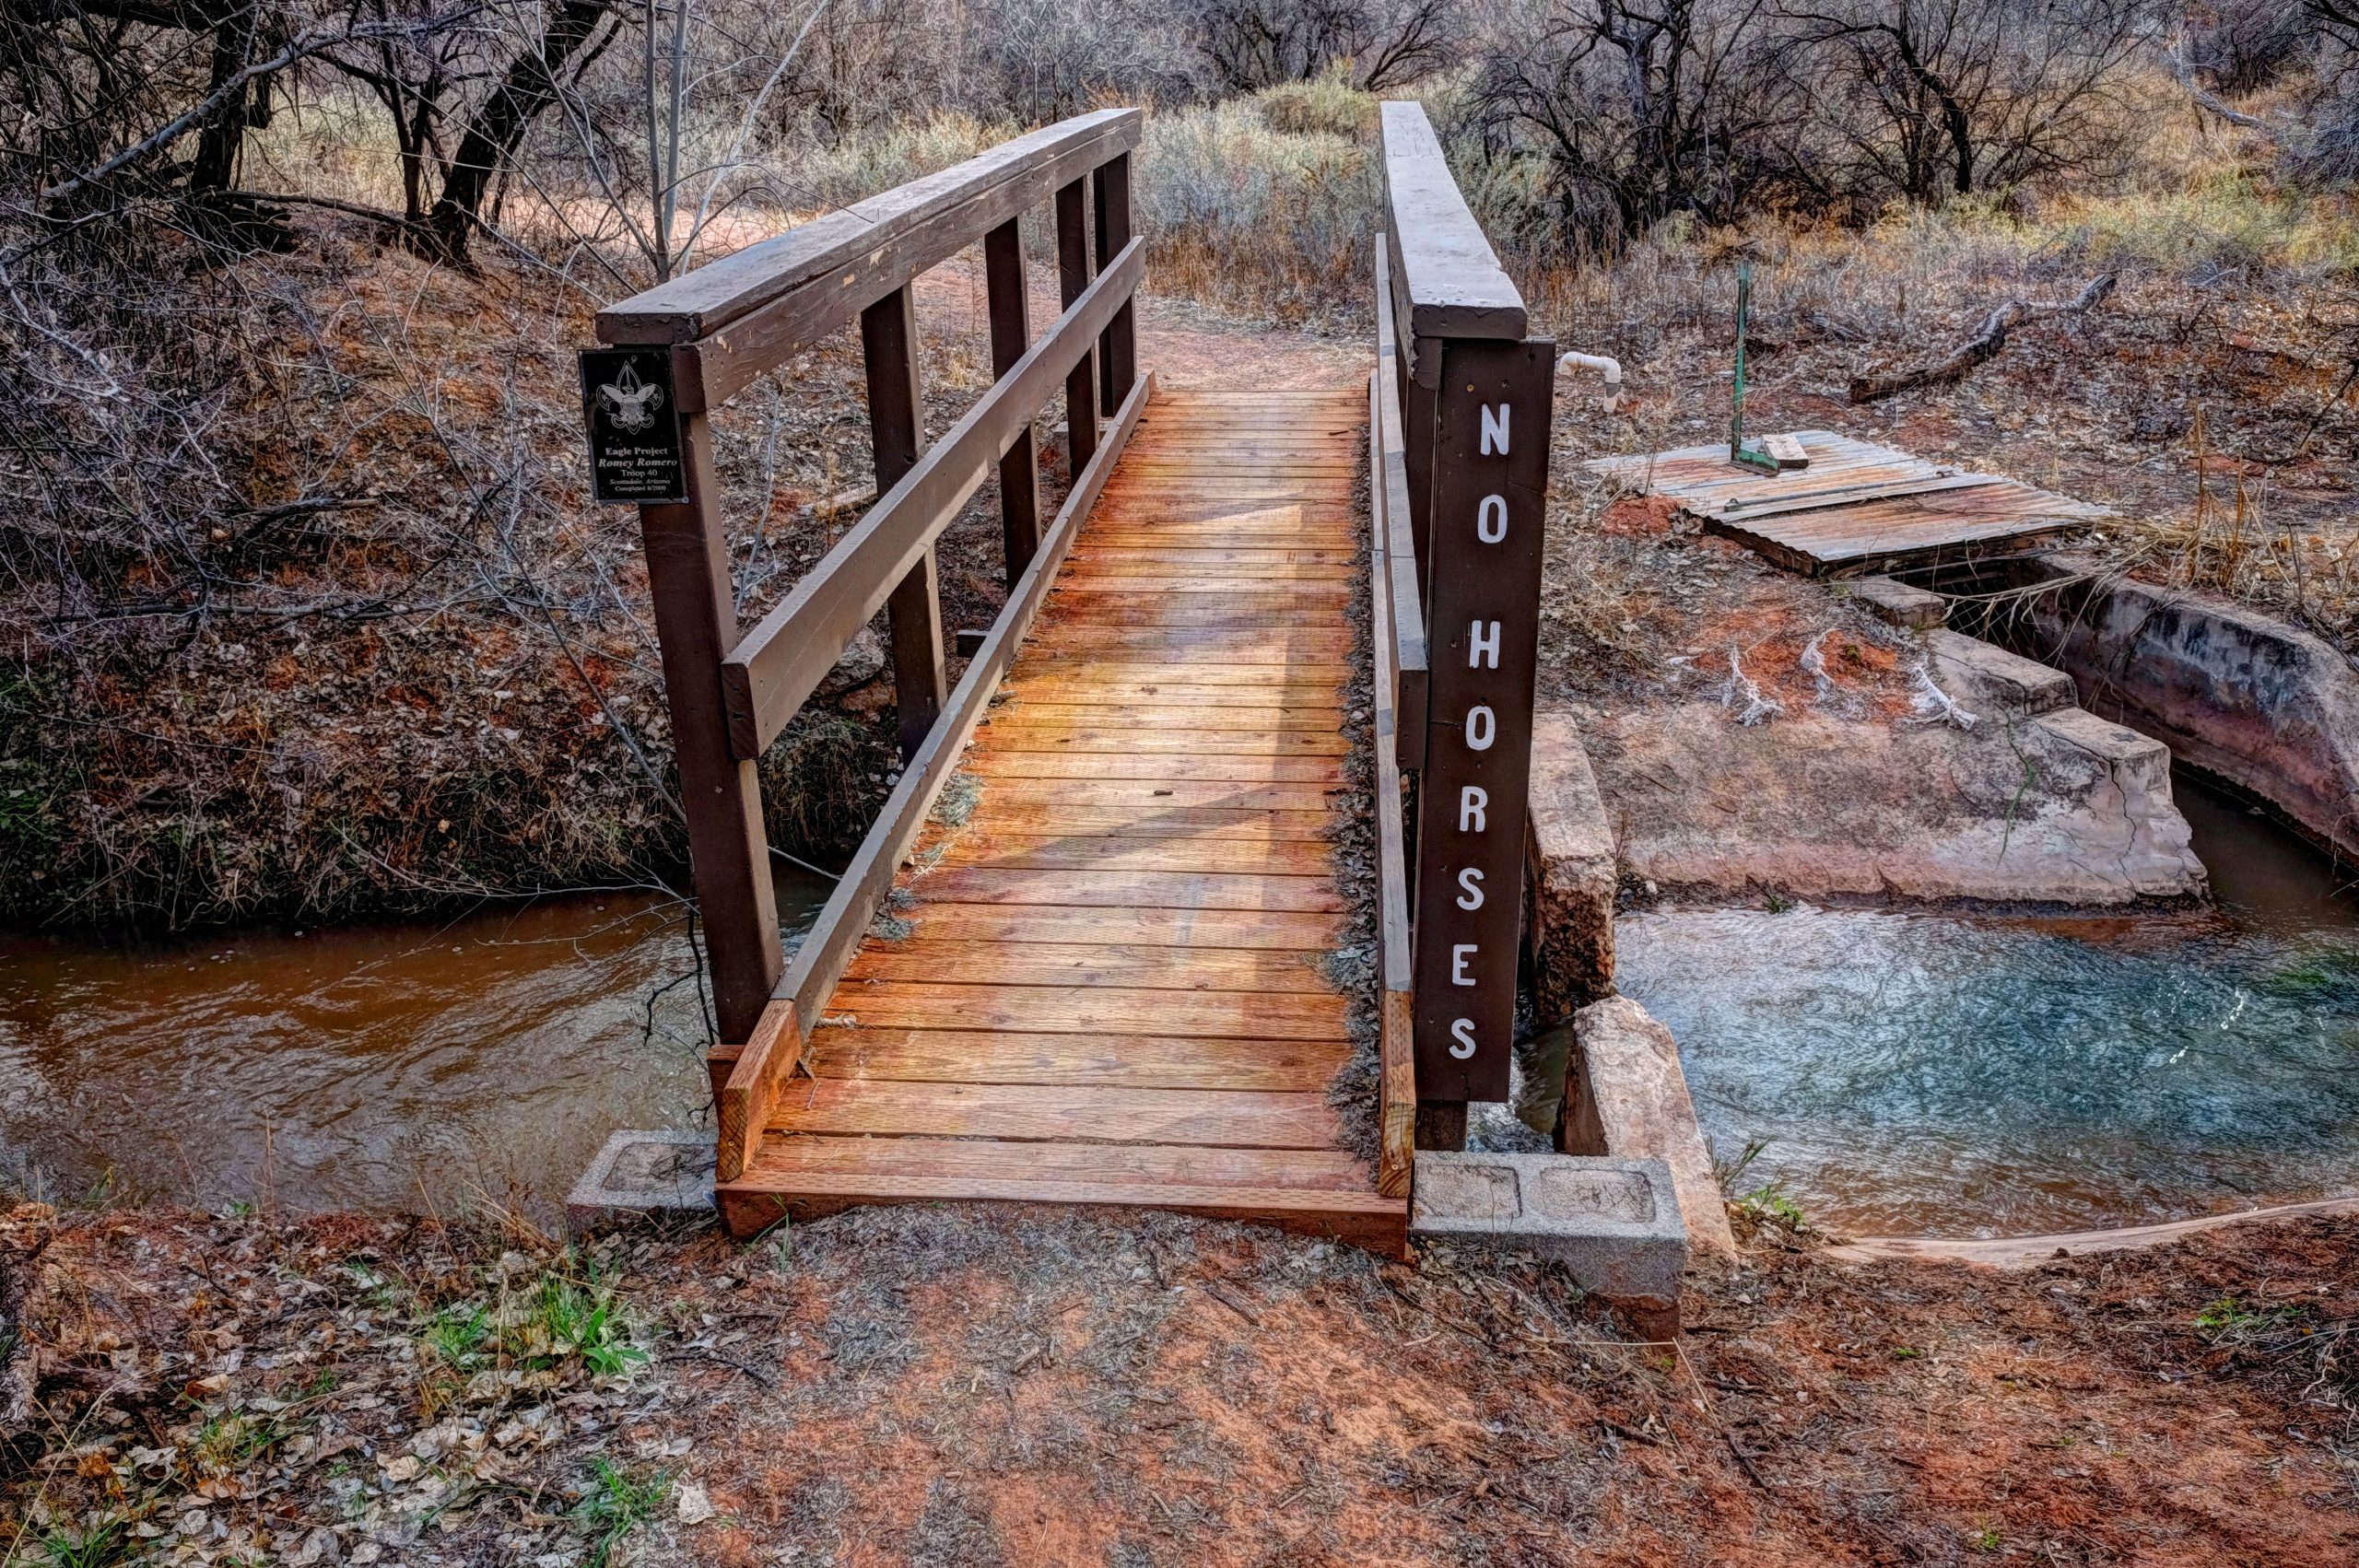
(6, 1200, 2356, 1566)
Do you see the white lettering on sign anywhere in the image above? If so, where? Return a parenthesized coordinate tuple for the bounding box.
(1449, 1018, 1478, 1058)
(1452, 943, 1477, 985)
(1459, 785, 1487, 832)
(1480, 404, 1509, 455)
(1477, 495, 1508, 544)
(1457, 868, 1485, 909)
(1465, 705, 1495, 751)
(1469, 620, 1500, 669)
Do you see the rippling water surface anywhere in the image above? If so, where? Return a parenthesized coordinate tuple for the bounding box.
(1616, 774, 2359, 1237)
(0, 883, 826, 1216)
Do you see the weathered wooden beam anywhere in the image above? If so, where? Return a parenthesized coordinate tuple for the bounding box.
(1378, 101, 1526, 387)
(772, 373, 1156, 1038)
(635, 415, 782, 1044)
(1372, 235, 1428, 768)
(1056, 176, 1099, 474)
(599, 110, 1137, 340)
(1093, 152, 1136, 416)
(983, 216, 1041, 580)
(860, 284, 946, 763)
(720, 240, 1144, 759)
(1367, 367, 1416, 1201)
(716, 1000, 801, 1182)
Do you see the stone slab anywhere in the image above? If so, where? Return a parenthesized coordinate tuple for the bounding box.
(1564, 998, 1739, 1258)
(1526, 710, 1617, 1024)
(2001, 552, 2359, 861)
(566, 1129, 715, 1237)
(1848, 575, 1947, 630)
(1411, 1152, 1686, 1310)
(1926, 627, 2075, 719)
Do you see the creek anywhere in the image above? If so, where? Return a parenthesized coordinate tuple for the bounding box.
(1617, 770, 2359, 1237)
(0, 880, 827, 1218)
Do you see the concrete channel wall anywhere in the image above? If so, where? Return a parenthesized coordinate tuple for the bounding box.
(1989, 553, 2359, 864)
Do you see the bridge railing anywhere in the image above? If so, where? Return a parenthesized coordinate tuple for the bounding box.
(586, 110, 1148, 1180)
(1372, 102, 1555, 1152)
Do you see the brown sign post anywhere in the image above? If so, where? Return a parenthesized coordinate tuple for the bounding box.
(1411, 339, 1553, 1103)
(1375, 100, 1556, 1142)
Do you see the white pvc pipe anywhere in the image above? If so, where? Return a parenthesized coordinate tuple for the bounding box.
(1558, 351, 1624, 413)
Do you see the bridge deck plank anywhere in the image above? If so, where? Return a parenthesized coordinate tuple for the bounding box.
(718, 386, 1402, 1251)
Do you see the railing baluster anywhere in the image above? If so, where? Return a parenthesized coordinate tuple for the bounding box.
(860, 283, 946, 762)
(1093, 153, 1136, 415)
(983, 217, 1041, 580)
(636, 413, 783, 1043)
(1055, 177, 1098, 474)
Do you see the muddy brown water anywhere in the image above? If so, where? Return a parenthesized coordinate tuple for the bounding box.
(0, 881, 827, 1217)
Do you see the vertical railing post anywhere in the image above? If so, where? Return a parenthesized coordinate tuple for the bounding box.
(861, 283, 946, 761)
(1402, 350, 1439, 599)
(1410, 334, 1554, 1137)
(1054, 176, 1099, 474)
(982, 217, 1042, 581)
(1092, 153, 1136, 415)
(636, 411, 784, 1044)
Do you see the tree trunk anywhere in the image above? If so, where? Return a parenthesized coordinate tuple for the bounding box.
(420, 0, 613, 263)
(187, 2, 255, 191)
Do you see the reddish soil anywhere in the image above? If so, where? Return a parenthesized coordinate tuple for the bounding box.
(6, 1201, 2356, 1565)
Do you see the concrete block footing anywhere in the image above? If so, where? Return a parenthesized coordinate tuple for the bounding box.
(565, 1129, 716, 1237)
(1411, 1152, 1687, 1328)
(1849, 575, 1947, 629)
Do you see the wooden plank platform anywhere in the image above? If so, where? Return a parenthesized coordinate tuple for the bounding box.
(1587, 429, 2108, 577)
(716, 387, 1404, 1252)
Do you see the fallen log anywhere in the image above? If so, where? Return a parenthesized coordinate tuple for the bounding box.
(1847, 273, 2117, 404)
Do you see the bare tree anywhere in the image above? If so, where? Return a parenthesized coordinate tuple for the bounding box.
(1473, 0, 1802, 240)
(1185, 0, 1460, 93)
(1778, 0, 2144, 204)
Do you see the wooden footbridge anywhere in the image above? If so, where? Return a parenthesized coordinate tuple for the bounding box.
(586, 107, 1554, 1254)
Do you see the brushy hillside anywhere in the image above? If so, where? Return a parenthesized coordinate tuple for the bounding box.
(5, 6, 2355, 934)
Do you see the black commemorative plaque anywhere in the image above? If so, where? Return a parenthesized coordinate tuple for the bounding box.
(581, 347, 688, 504)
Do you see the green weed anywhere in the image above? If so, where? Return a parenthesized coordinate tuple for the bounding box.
(1737, 1181, 1810, 1233)
(423, 1304, 493, 1371)
(28, 1514, 129, 1568)
(573, 1457, 668, 1568)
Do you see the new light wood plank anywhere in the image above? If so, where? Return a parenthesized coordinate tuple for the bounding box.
(956, 778, 1340, 811)
(957, 802, 1335, 839)
(749, 1134, 1373, 1191)
(911, 866, 1344, 913)
(901, 901, 1341, 949)
(984, 703, 1346, 731)
(927, 829, 1333, 875)
(803, 1027, 1348, 1088)
(842, 940, 1338, 992)
(827, 980, 1350, 1040)
(975, 726, 1348, 757)
(767, 1080, 1342, 1148)
(962, 752, 1344, 783)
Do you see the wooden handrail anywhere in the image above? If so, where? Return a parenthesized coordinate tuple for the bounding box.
(717, 239, 1144, 760)
(1371, 234, 1428, 769)
(1367, 362, 1416, 1200)
(582, 111, 1140, 1071)
(1378, 101, 1525, 388)
(599, 111, 1141, 410)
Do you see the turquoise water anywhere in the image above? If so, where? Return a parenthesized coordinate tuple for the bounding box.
(1615, 774, 2359, 1237)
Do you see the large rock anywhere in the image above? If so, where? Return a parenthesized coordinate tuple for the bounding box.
(1526, 710, 1617, 1024)
(1583, 639, 2208, 905)
(1562, 998, 1738, 1258)
(1998, 553, 2359, 861)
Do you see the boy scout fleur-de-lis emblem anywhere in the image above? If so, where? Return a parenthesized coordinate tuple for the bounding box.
(596, 360, 665, 433)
